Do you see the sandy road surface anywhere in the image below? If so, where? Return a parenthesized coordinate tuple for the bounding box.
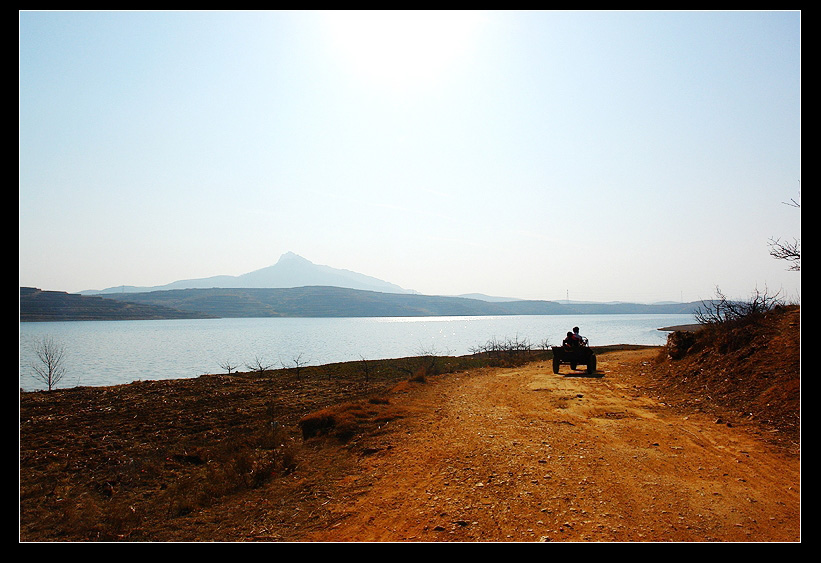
(306, 349, 800, 542)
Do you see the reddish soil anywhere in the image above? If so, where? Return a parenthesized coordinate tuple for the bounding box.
(303, 349, 800, 541)
(19, 308, 800, 542)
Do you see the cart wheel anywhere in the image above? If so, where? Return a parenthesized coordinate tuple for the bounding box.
(587, 355, 597, 374)
(553, 356, 560, 374)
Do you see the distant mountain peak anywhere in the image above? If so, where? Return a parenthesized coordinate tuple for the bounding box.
(82, 252, 415, 295)
(277, 251, 308, 263)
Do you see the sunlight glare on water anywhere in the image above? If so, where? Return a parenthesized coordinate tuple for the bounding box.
(19, 314, 693, 391)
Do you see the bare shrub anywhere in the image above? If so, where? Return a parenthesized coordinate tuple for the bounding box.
(359, 355, 373, 382)
(694, 286, 784, 326)
(691, 286, 788, 354)
(469, 335, 533, 366)
(218, 359, 240, 374)
(31, 336, 67, 391)
(245, 355, 274, 375)
(396, 344, 446, 381)
(282, 352, 309, 379)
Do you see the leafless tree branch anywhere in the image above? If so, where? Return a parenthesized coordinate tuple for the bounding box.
(31, 336, 67, 391)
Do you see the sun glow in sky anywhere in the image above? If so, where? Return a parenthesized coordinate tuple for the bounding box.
(19, 10, 801, 303)
(321, 10, 485, 93)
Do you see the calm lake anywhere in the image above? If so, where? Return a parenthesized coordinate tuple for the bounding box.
(18, 314, 695, 392)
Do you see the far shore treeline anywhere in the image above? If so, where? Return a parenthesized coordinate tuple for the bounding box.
(20, 286, 701, 322)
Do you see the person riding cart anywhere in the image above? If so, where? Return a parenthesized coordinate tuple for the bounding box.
(553, 328, 596, 374)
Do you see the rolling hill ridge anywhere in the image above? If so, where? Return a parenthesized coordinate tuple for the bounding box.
(21, 285, 701, 321)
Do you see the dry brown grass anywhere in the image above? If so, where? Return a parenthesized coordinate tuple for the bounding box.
(20, 349, 546, 541)
(298, 398, 405, 442)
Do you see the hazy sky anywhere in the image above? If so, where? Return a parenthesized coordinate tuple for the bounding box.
(19, 10, 801, 303)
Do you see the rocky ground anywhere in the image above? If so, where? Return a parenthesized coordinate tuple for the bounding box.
(19, 307, 800, 542)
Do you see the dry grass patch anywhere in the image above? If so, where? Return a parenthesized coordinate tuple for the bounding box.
(298, 397, 404, 442)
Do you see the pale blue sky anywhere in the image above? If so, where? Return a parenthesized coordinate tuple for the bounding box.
(19, 10, 801, 303)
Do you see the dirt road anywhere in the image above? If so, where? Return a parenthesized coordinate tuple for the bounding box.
(304, 349, 800, 542)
